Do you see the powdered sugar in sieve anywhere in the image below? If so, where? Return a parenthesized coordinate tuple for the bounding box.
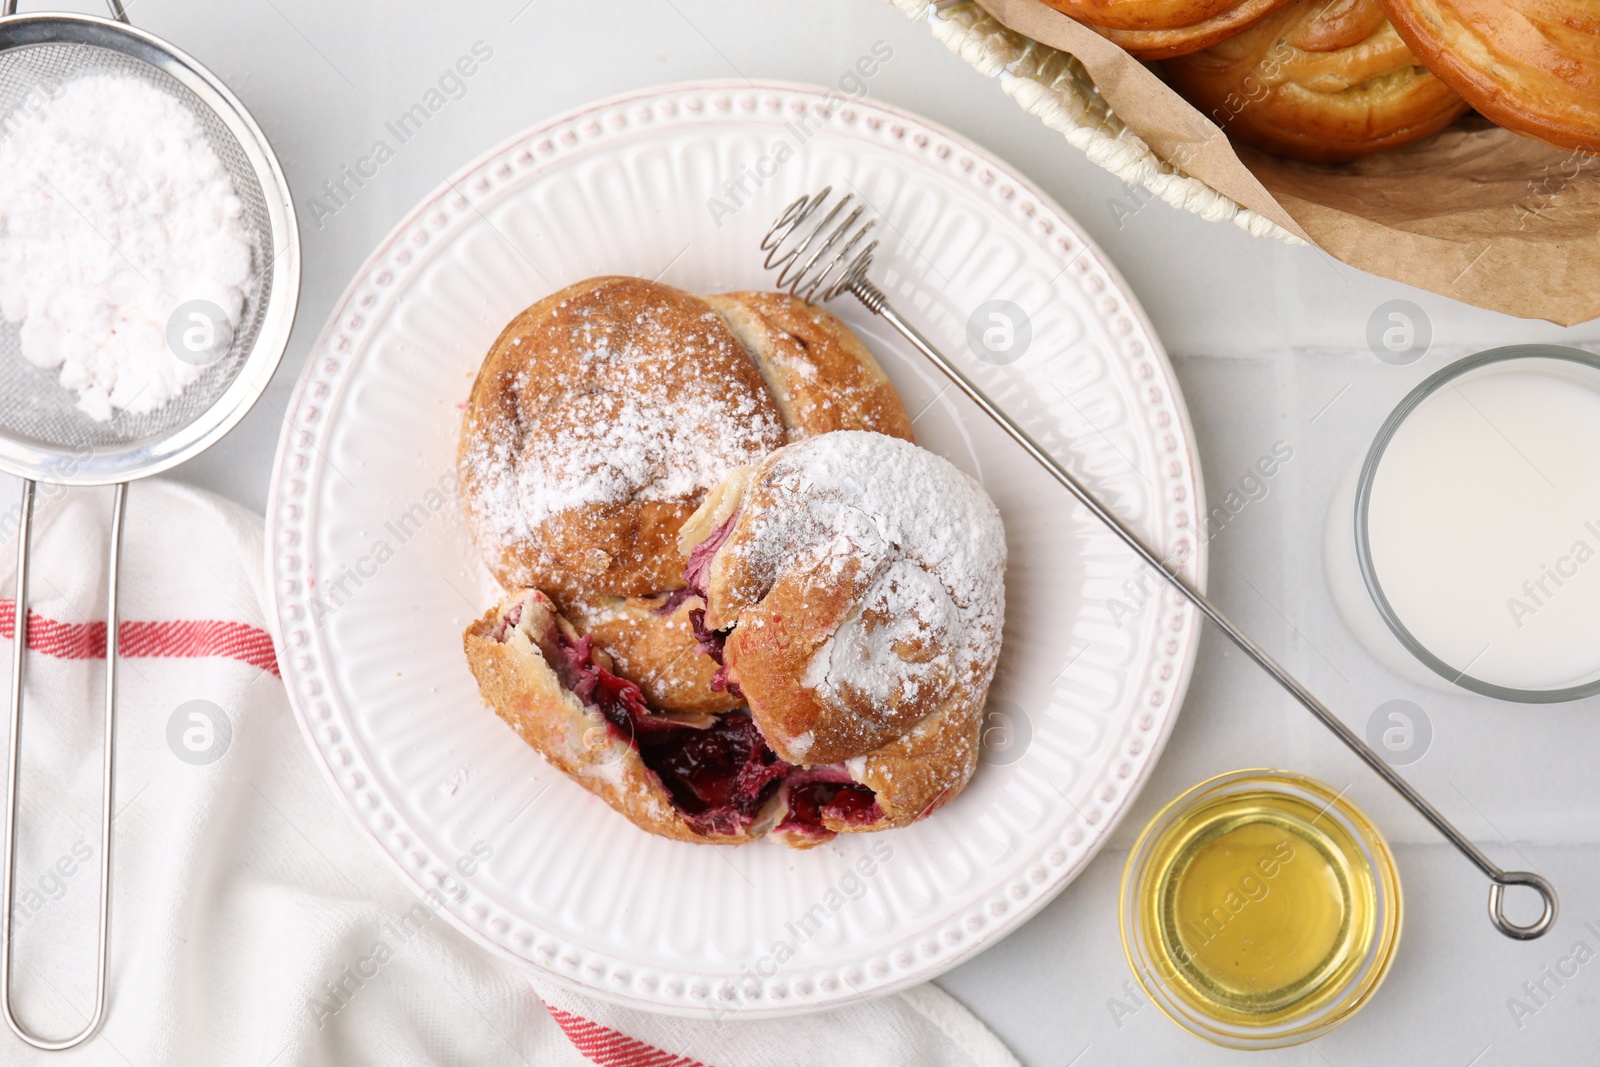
(0, 71, 255, 422)
(0, 25, 289, 476)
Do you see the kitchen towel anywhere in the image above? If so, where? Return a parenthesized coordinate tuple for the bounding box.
(0, 478, 1021, 1067)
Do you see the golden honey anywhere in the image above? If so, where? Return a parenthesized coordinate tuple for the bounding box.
(1120, 771, 1401, 1048)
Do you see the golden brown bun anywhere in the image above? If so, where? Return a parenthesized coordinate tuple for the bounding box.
(1161, 0, 1471, 161)
(1380, 0, 1600, 152)
(692, 432, 1008, 832)
(461, 278, 917, 717)
(704, 292, 915, 442)
(1042, 0, 1299, 59)
(463, 589, 764, 845)
(457, 276, 785, 603)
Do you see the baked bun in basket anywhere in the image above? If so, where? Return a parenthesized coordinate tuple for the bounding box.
(460, 278, 913, 716)
(1041, 0, 1299, 59)
(1161, 0, 1470, 162)
(1380, 0, 1600, 152)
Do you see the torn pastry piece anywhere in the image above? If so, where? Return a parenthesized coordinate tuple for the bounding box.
(463, 589, 885, 847)
(1041, 0, 1300, 59)
(681, 430, 1009, 842)
(464, 589, 776, 844)
(462, 433, 1007, 847)
(1159, 0, 1470, 161)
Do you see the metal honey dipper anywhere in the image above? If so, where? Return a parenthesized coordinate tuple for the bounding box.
(759, 186, 1556, 943)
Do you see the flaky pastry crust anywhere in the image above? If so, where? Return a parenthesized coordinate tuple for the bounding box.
(463, 589, 760, 844)
(705, 291, 915, 443)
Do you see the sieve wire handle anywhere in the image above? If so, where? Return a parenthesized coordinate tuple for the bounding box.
(1, 480, 124, 1050)
(0, 1, 126, 19)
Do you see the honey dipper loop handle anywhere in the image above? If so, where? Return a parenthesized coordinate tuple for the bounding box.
(1491, 872, 1558, 941)
(760, 188, 1560, 941)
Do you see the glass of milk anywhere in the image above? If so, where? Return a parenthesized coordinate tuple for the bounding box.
(1325, 345, 1600, 701)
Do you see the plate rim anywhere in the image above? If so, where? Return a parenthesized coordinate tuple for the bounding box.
(265, 77, 1208, 1017)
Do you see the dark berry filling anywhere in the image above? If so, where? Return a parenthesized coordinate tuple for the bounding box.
(510, 499, 883, 841)
(549, 633, 678, 740)
(777, 772, 884, 838)
(652, 586, 697, 616)
(687, 607, 740, 698)
(536, 612, 877, 837)
(494, 598, 525, 641)
(639, 714, 787, 836)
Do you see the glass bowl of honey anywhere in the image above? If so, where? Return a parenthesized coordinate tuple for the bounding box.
(1119, 770, 1402, 1049)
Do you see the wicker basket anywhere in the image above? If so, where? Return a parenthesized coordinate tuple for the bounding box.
(893, 0, 1302, 244)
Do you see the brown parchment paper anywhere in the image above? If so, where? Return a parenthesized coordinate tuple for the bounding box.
(974, 0, 1600, 325)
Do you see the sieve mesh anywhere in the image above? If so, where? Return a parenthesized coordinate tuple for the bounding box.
(0, 41, 274, 452)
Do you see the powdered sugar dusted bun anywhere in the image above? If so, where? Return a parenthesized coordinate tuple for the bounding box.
(704, 291, 914, 443)
(460, 278, 921, 718)
(458, 276, 785, 602)
(686, 431, 1008, 837)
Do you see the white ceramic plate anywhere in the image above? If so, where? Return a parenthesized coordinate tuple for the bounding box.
(267, 80, 1206, 1018)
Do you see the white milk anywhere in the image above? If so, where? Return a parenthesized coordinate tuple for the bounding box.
(1358, 357, 1600, 693)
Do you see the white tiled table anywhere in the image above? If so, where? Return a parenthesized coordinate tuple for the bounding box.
(10, 1, 1600, 1063)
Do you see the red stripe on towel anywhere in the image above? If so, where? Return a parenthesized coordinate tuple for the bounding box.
(545, 1004, 710, 1067)
(0, 599, 279, 676)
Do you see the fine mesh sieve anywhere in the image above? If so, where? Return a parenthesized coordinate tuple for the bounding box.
(0, 1, 299, 1051)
